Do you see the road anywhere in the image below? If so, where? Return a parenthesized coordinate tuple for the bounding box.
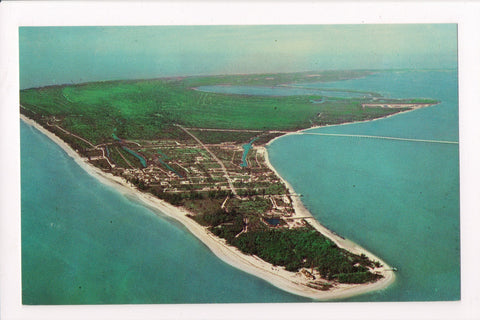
(175, 124, 239, 198)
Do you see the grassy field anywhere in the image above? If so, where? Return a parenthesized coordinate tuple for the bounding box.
(20, 71, 415, 145)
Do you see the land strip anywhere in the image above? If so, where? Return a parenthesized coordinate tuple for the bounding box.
(21, 114, 396, 300)
(19, 71, 435, 299)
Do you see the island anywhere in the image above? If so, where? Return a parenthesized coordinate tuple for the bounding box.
(20, 70, 438, 300)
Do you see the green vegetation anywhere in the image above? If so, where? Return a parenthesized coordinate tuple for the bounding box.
(181, 70, 376, 87)
(211, 222, 382, 283)
(20, 70, 418, 287)
(185, 130, 260, 145)
(20, 71, 426, 145)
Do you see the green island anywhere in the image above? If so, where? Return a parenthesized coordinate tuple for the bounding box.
(20, 70, 437, 297)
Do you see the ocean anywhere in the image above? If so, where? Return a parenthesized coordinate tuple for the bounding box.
(268, 70, 460, 301)
(21, 121, 308, 304)
(19, 24, 459, 305)
(21, 69, 459, 303)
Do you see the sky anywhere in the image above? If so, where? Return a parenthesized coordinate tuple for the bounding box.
(19, 24, 458, 89)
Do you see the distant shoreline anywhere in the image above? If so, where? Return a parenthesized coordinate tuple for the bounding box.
(20, 113, 396, 300)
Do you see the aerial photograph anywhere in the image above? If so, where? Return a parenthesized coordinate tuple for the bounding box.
(19, 24, 459, 304)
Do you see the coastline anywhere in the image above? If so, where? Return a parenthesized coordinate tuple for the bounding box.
(20, 114, 395, 301)
(266, 102, 439, 147)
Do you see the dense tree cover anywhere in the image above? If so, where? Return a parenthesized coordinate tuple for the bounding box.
(334, 271, 382, 284)
(196, 212, 383, 284)
(231, 228, 382, 282)
(149, 188, 232, 207)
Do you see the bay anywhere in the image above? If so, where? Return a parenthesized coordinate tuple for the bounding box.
(268, 70, 460, 301)
(21, 70, 459, 303)
(19, 25, 459, 305)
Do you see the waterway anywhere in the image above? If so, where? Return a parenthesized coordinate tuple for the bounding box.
(268, 70, 459, 301)
(240, 137, 258, 167)
(21, 70, 459, 303)
(19, 25, 459, 305)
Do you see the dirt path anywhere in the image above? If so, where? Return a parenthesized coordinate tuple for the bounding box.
(53, 124, 95, 147)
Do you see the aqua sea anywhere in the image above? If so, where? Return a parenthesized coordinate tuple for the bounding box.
(21, 69, 459, 303)
(267, 70, 460, 301)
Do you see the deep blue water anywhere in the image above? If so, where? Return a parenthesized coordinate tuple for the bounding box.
(268, 70, 460, 301)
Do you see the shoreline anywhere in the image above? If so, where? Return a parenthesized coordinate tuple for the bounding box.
(266, 102, 439, 147)
(20, 114, 396, 301)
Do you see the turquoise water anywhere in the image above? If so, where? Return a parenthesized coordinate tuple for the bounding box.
(21, 70, 459, 304)
(21, 121, 308, 304)
(19, 26, 457, 90)
(268, 70, 460, 301)
(122, 146, 147, 168)
(240, 137, 258, 167)
(19, 26, 459, 304)
(157, 157, 182, 178)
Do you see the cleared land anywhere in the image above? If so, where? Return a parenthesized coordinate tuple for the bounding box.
(20, 70, 436, 295)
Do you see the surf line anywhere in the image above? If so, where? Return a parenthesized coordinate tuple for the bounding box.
(295, 132, 459, 145)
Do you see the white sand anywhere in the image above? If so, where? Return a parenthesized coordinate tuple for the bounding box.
(21, 114, 395, 300)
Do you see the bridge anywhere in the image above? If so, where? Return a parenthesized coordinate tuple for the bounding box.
(294, 132, 459, 145)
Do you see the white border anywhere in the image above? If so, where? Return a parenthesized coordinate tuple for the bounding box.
(1, 1, 480, 320)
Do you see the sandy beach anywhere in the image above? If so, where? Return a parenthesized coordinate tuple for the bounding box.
(21, 114, 396, 300)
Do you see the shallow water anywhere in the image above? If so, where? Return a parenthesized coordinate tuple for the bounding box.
(21, 121, 308, 304)
(268, 70, 460, 301)
(19, 26, 459, 304)
(21, 70, 459, 303)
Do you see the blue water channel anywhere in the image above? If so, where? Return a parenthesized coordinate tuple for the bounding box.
(240, 137, 258, 167)
(157, 153, 182, 178)
(121, 147, 147, 168)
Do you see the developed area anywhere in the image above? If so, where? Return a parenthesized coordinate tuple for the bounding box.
(20, 70, 437, 298)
